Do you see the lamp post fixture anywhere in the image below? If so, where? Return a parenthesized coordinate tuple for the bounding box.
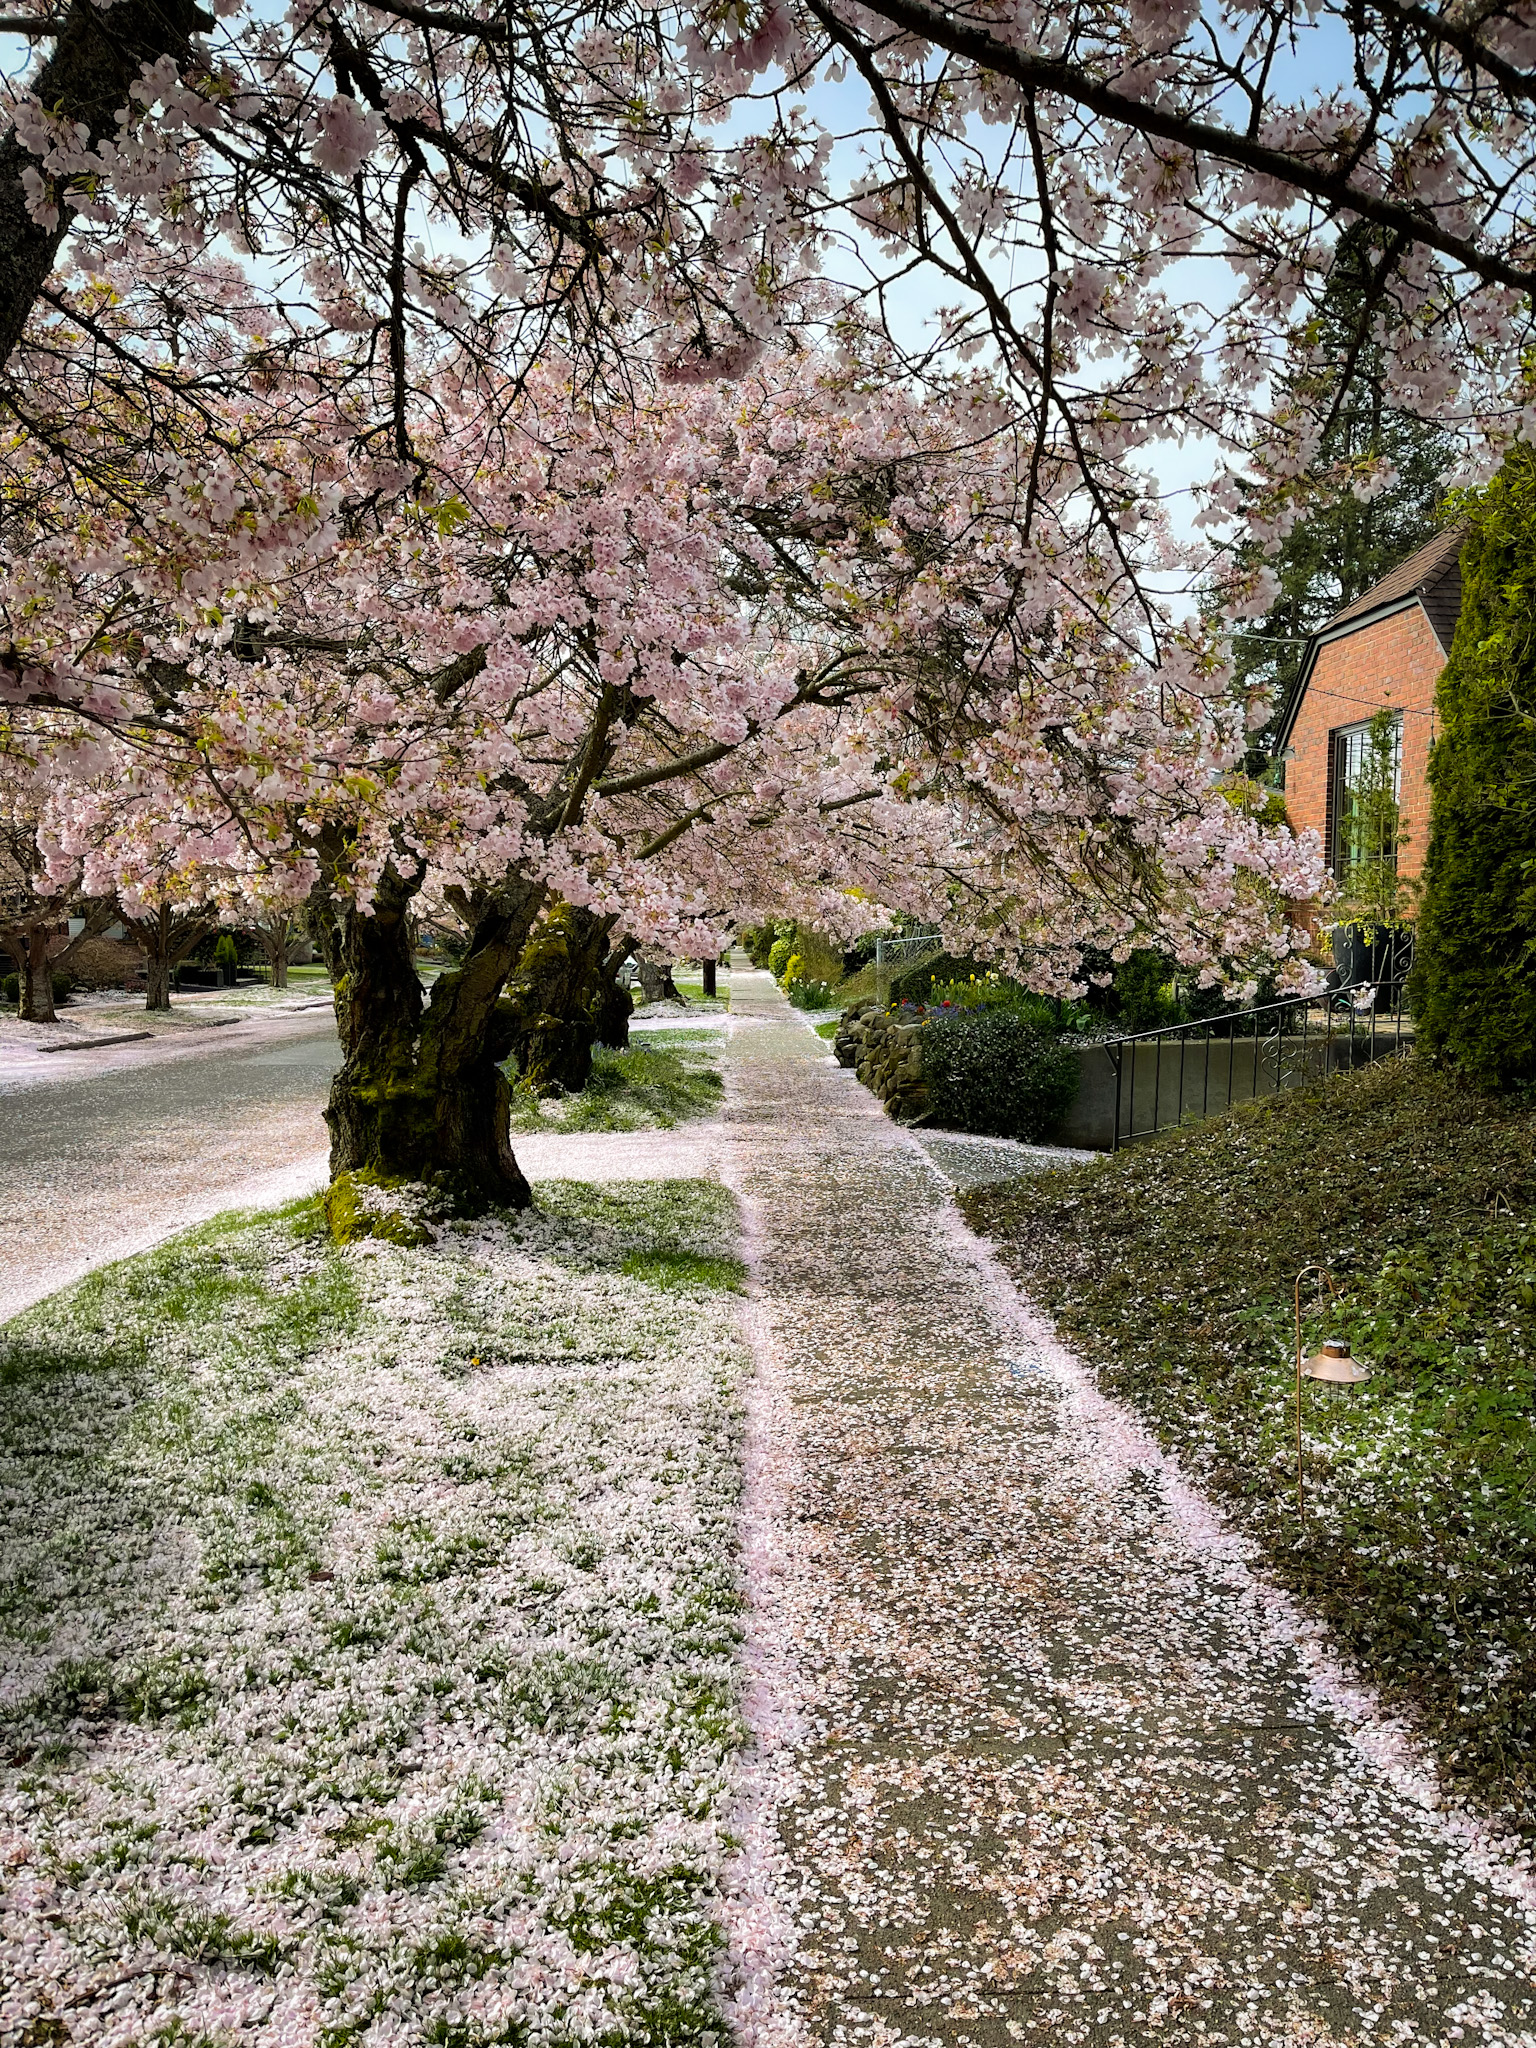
(1292, 1264, 1370, 1520)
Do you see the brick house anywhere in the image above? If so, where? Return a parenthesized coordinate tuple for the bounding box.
(1274, 521, 1467, 889)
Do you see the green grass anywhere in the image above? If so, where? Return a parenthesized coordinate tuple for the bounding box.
(0, 1198, 357, 1389)
(620, 1250, 743, 1292)
(0, 1177, 749, 2038)
(963, 1055, 1536, 1832)
(507, 1032, 724, 1133)
(668, 976, 730, 1011)
(814, 1020, 839, 1040)
(534, 1180, 746, 1293)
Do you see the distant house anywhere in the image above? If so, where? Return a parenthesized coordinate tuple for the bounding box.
(1274, 522, 1468, 890)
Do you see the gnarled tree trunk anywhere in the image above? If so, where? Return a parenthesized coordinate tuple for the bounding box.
(1, 900, 114, 1021)
(635, 956, 684, 1005)
(503, 904, 623, 1094)
(116, 903, 214, 1010)
(318, 865, 544, 1208)
(596, 936, 634, 1050)
(3, 924, 58, 1021)
(252, 915, 294, 989)
(18, 925, 57, 1022)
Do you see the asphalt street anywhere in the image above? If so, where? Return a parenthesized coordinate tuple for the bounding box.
(0, 1007, 341, 1323)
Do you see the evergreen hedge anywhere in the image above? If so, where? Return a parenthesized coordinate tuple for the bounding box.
(922, 1009, 1080, 1141)
(1413, 461, 1536, 1089)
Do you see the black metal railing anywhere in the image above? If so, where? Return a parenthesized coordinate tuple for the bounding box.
(1106, 988, 1413, 1150)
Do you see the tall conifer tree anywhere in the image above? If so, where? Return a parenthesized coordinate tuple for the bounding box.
(1412, 455, 1536, 1090)
(1233, 230, 1457, 758)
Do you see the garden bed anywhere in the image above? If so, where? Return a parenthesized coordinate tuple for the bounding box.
(0, 1180, 748, 2042)
(963, 1055, 1536, 1833)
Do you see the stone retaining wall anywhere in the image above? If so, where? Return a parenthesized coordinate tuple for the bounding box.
(833, 1001, 931, 1123)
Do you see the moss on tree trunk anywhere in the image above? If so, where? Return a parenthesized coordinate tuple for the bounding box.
(502, 904, 628, 1095)
(321, 868, 541, 1207)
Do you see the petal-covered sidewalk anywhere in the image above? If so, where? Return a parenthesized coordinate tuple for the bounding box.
(719, 969, 1536, 2048)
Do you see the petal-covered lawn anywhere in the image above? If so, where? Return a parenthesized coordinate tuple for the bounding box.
(0, 1181, 748, 2047)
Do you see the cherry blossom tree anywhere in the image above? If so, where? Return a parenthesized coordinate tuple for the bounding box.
(2, 331, 1328, 1199)
(249, 908, 302, 989)
(6, 0, 1534, 599)
(0, 768, 111, 1019)
(114, 901, 217, 1008)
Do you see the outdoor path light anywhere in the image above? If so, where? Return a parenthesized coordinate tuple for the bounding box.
(1292, 1265, 1371, 1521)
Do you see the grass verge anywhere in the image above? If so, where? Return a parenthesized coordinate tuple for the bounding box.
(668, 976, 730, 1012)
(0, 1179, 747, 2042)
(962, 1055, 1536, 1832)
(508, 1030, 724, 1133)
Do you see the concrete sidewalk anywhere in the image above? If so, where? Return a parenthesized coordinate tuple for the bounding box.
(720, 967, 1536, 2048)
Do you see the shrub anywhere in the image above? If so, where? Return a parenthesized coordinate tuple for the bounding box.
(927, 975, 1094, 1035)
(1413, 467, 1536, 1090)
(766, 935, 796, 981)
(786, 977, 835, 1009)
(1111, 948, 1179, 1032)
(215, 934, 240, 973)
(922, 1009, 1080, 1141)
(1, 973, 15, 1006)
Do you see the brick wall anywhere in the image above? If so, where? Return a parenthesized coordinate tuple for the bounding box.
(1285, 602, 1444, 882)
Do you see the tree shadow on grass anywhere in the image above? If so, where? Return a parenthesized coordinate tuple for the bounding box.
(0, 1200, 361, 1756)
(522, 1179, 745, 1294)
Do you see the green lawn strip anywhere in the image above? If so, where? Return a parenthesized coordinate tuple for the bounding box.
(507, 1031, 725, 1133)
(667, 979, 729, 1011)
(962, 1056, 1536, 1831)
(813, 1021, 838, 1041)
(534, 1180, 746, 1293)
(0, 1179, 749, 2040)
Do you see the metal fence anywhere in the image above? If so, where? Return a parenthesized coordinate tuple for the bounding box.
(1102, 990, 1413, 1151)
(872, 933, 942, 963)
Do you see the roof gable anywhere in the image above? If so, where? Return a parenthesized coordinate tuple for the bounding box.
(1320, 519, 1468, 644)
(1273, 520, 1468, 753)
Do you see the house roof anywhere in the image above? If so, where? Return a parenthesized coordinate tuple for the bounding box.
(1274, 518, 1468, 753)
(1320, 518, 1468, 645)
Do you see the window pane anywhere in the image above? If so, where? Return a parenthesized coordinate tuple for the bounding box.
(1332, 716, 1402, 882)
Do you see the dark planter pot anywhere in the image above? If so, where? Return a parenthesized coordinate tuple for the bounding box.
(1332, 922, 1414, 998)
